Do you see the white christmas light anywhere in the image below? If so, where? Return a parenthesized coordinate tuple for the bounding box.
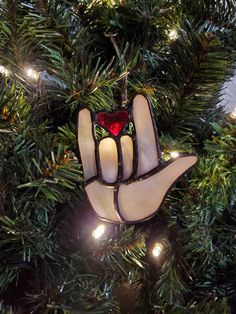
(168, 29, 179, 41)
(92, 224, 106, 239)
(170, 151, 180, 158)
(230, 107, 236, 119)
(25, 67, 39, 80)
(152, 243, 163, 257)
(0, 65, 10, 76)
(88, 0, 115, 8)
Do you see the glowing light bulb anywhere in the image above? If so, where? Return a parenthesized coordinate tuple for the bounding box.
(88, 0, 115, 8)
(168, 29, 178, 41)
(170, 151, 179, 158)
(25, 67, 39, 80)
(230, 107, 236, 119)
(152, 243, 163, 257)
(0, 65, 10, 76)
(92, 224, 105, 239)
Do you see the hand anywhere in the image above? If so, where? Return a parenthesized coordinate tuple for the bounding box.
(77, 95, 198, 223)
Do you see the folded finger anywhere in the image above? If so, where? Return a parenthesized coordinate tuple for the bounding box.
(132, 95, 160, 176)
(120, 135, 133, 181)
(77, 109, 97, 180)
(99, 137, 118, 183)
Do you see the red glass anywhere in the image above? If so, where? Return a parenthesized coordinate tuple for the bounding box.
(97, 110, 129, 136)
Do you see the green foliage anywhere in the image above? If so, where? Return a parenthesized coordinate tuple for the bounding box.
(156, 296, 231, 313)
(182, 0, 236, 28)
(137, 21, 232, 141)
(0, 0, 235, 313)
(87, 226, 146, 276)
(153, 253, 189, 306)
(160, 123, 236, 310)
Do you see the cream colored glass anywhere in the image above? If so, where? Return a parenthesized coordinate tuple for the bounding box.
(133, 95, 159, 175)
(77, 95, 198, 223)
(120, 135, 133, 180)
(99, 138, 118, 183)
(78, 109, 97, 180)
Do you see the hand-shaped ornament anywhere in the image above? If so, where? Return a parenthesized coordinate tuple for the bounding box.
(77, 95, 198, 223)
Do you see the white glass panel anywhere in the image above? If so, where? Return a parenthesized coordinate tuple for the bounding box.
(78, 109, 97, 180)
(118, 156, 198, 222)
(120, 135, 133, 180)
(99, 138, 118, 183)
(86, 181, 121, 222)
(133, 95, 159, 175)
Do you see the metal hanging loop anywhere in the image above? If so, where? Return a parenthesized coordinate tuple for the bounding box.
(105, 30, 129, 107)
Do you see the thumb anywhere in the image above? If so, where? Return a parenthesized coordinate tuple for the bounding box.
(118, 155, 198, 222)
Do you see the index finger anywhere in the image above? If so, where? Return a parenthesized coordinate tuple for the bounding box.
(132, 95, 160, 176)
(77, 108, 97, 181)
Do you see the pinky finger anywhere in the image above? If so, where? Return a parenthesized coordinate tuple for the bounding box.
(77, 109, 97, 181)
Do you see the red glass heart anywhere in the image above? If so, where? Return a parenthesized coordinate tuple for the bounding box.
(97, 110, 129, 136)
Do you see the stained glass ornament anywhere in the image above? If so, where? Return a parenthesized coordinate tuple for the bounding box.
(77, 94, 198, 223)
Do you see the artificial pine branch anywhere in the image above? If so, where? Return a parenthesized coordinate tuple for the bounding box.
(0, 0, 235, 313)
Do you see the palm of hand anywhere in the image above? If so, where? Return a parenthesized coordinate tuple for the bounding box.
(77, 95, 198, 223)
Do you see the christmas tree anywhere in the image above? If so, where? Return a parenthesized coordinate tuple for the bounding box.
(0, 0, 236, 313)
